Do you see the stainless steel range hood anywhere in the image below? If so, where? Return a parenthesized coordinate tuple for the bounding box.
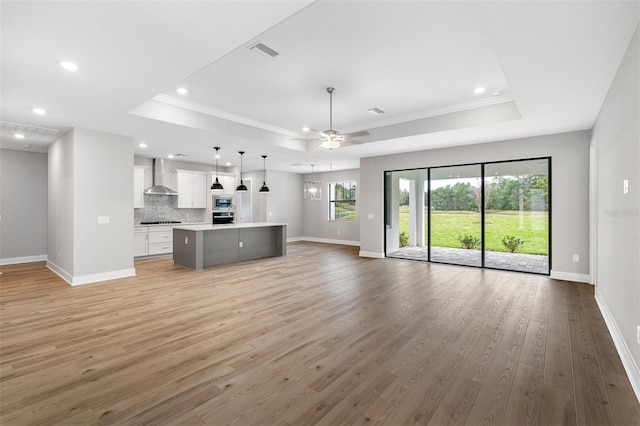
(144, 158, 178, 195)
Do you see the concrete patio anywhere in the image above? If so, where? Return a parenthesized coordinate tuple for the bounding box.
(387, 246, 549, 274)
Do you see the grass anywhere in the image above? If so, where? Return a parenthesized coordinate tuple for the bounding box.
(398, 206, 549, 255)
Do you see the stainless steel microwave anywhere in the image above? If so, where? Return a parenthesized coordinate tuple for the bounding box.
(214, 197, 232, 208)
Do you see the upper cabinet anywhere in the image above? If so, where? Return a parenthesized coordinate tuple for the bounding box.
(175, 170, 207, 208)
(133, 165, 147, 208)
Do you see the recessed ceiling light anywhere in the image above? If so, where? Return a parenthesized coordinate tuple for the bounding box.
(225, 162, 231, 166)
(32, 107, 46, 115)
(167, 154, 174, 159)
(368, 108, 385, 115)
(176, 87, 188, 95)
(24, 144, 31, 148)
(14, 133, 25, 139)
(492, 91, 501, 96)
(60, 61, 79, 71)
(302, 127, 310, 132)
(138, 143, 147, 148)
(474, 87, 486, 94)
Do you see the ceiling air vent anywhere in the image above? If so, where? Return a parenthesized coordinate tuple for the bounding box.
(367, 108, 386, 115)
(1, 121, 59, 136)
(250, 42, 279, 58)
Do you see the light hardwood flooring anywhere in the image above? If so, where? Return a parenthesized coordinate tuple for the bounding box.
(1, 242, 639, 425)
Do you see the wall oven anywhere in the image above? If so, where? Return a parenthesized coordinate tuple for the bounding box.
(212, 211, 234, 224)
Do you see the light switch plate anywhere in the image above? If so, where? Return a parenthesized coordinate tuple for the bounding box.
(572, 254, 579, 262)
(97, 216, 110, 224)
(367, 213, 374, 219)
(623, 179, 629, 194)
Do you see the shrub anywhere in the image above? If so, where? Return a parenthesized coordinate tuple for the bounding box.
(399, 230, 409, 247)
(457, 234, 480, 249)
(502, 235, 524, 253)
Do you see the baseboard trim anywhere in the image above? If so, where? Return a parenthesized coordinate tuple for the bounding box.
(549, 270, 590, 283)
(359, 251, 385, 259)
(47, 261, 135, 286)
(300, 237, 360, 247)
(287, 237, 305, 243)
(1, 254, 47, 265)
(595, 289, 640, 404)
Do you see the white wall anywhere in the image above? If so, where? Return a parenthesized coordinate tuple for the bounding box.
(48, 128, 134, 285)
(592, 23, 640, 399)
(360, 130, 591, 278)
(302, 168, 360, 245)
(0, 149, 48, 264)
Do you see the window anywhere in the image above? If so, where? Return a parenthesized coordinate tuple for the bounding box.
(328, 180, 357, 221)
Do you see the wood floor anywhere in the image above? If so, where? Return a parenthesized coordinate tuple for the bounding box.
(1, 242, 639, 425)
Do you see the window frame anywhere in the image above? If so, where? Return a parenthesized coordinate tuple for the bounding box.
(328, 180, 357, 222)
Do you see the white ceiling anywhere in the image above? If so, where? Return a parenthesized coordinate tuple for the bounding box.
(1, 1, 638, 174)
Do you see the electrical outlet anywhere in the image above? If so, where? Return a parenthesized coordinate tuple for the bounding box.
(623, 179, 629, 194)
(97, 216, 110, 224)
(184, 237, 188, 244)
(337, 230, 341, 235)
(572, 254, 579, 262)
(239, 241, 243, 248)
(637, 325, 640, 345)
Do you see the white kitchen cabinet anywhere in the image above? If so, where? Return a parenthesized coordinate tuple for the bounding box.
(134, 226, 148, 257)
(133, 165, 147, 208)
(176, 170, 207, 208)
(147, 226, 173, 255)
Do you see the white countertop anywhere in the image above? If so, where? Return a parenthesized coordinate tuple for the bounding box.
(173, 222, 287, 231)
(135, 222, 210, 228)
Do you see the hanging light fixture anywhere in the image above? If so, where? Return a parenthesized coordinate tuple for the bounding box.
(211, 146, 224, 192)
(235, 151, 248, 192)
(259, 155, 270, 193)
(304, 164, 321, 200)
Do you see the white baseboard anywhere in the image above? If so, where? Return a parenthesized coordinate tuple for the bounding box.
(1, 254, 47, 265)
(287, 237, 305, 243)
(359, 251, 385, 259)
(300, 237, 360, 247)
(550, 270, 591, 283)
(595, 289, 640, 404)
(47, 261, 135, 286)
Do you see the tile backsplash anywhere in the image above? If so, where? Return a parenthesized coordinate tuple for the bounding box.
(134, 194, 208, 224)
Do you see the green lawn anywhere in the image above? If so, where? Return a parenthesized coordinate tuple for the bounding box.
(398, 207, 548, 255)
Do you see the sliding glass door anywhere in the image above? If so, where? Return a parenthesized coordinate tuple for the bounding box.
(384, 157, 550, 275)
(484, 159, 549, 274)
(429, 165, 482, 267)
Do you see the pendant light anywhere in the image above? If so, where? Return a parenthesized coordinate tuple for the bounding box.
(304, 164, 321, 200)
(235, 151, 248, 192)
(211, 146, 224, 192)
(259, 155, 270, 193)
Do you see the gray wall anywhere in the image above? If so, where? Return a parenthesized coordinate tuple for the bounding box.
(48, 128, 134, 284)
(0, 149, 48, 263)
(592, 23, 639, 390)
(302, 168, 360, 244)
(244, 169, 303, 239)
(360, 130, 591, 278)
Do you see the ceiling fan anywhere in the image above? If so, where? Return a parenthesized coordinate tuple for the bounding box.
(293, 87, 370, 149)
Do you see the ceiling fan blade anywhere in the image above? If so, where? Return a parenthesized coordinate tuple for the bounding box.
(342, 130, 370, 138)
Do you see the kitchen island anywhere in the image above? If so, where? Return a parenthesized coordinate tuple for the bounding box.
(172, 223, 287, 270)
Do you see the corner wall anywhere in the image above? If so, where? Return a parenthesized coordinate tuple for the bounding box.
(48, 128, 135, 285)
(0, 149, 48, 264)
(360, 130, 591, 279)
(592, 23, 640, 401)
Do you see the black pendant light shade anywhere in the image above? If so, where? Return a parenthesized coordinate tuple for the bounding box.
(235, 151, 248, 192)
(211, 146, 224, 192)
(259, 155, 270, 193)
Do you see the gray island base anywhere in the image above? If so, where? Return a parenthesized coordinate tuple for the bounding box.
(172, 223, 287, 271)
